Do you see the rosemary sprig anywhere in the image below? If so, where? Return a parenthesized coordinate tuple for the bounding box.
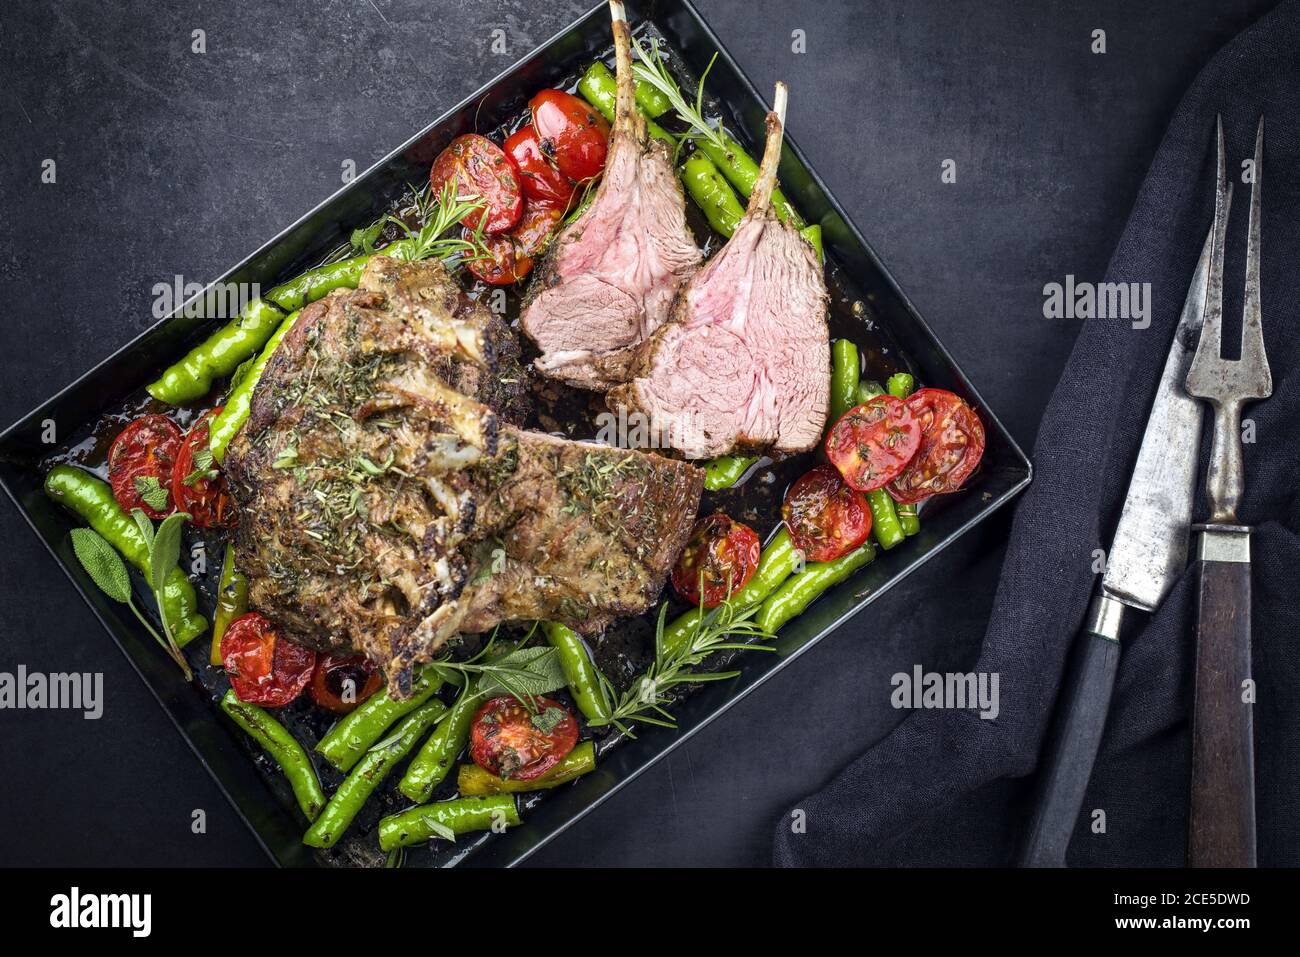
(631, 35, 726, 153)
(592, 598, 774, 738)
(389, 179, 488, 264)
(350, 180, 488, 265)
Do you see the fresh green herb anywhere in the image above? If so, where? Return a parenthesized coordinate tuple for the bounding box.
(182, 447, 218, 486)
(351, 218, 388, 255)
(133, 475, 170, 512)
(387, 180, 488, 265)
(272, 443, 299, 470)
(591, 598, 773, 738)
(531, 706, 568, 735)
(70, 527, 132, 602)
(228, 354, 257, 394)
(431, 630, 565, 712)
(424, 819, 457, 843)
(69, 523, 193, 680)
(631, 36, 726, 153)
(384, 845, 406, 869)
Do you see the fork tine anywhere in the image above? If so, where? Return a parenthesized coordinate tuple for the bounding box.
(1192, 116, 1230, 370)
(1240, 116, 1272, 392)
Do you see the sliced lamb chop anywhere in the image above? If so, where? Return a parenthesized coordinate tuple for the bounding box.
(520, 0, 702, 392)
(609, 83, 829, 459)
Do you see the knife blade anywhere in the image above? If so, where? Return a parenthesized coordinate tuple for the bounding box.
(1019, 218, 1214, 867)
(1101, 223, 1216, 611)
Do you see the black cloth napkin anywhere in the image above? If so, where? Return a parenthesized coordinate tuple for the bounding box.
(775, 0, 1300, 867)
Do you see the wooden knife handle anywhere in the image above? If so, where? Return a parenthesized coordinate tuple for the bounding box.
(1020, 610, 1121, 868)
(1188, 551, 1256, 868)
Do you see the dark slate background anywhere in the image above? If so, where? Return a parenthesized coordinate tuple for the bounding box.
(0, 0, 1279, 866)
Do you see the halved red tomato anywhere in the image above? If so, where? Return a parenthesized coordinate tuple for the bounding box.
(107, 414, 183, 519)
(221, 612, 316, 707)
(529, 89, 610, 183)
(512, 200, 565, 257)
(825, 395, 922, 492)
(171, 408, 236, 529)
(469, 695, 578, 781)
(429, 133, 523, 233)
(671, 512, 761, 608)
(464, 200, 564, 285)
(782, 464, 873, 563)
(309, 653, 383, 714)
(503, 124, 575, 208)
(886, 388, 986, 504)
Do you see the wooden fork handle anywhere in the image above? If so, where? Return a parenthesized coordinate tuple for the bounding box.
(1188, 528, 1256, 868)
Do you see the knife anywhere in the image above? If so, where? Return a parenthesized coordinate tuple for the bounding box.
(1019, 215, 1218, 867)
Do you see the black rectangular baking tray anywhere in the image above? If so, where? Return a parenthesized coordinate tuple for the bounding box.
(0, 0, 1031, 868)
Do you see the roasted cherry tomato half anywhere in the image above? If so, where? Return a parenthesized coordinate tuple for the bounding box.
(825, 395, 922, 493)
(429, 133, 523, 233)
(886, 388, 986, 504)
(107, 414, 183, 520)
(671, 512, 761, 608)
(782, 464, 873, 563)
(464, 230, 530, 285)
(221, 612, 316, 707)
(469, 695, 578, 781)
(171, 407, 236, 529)
(503, 124, 576, 208)
(464, 200, 564, 285)
(309, 653, 383, 714)
(512, 199, 565, 256)
(529, 88, 610, 183)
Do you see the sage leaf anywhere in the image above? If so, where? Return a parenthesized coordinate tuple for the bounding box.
(530, 706, 568, 735)
(474, 646, 568, 700)
(228, 355, 256, 394)
(131, 508, 155, 552)
(133, 474, 170, 512)
(69, 528, 132, 603)
(149, 512, 188, 599)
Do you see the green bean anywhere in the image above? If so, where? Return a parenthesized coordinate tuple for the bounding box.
(857, 379, 885, 403)
(756, 541, 876, 633)
(44, 465, 207, 646)
(397, 683, 481, 804)
(303, 700, 447, 849)
(378, 795, 521, 851)
(316, 665, 444, 773)
(703, 454, 758, 491)
(210, 542, 248, 666)
(146, 298, 286, 406)
(208, 308, 301, 462)
(886, 372, 915, 399)
(866, 487, 905, 550)
(264, 255, 370, 311)
(830, 339, 860, 422)
(456, 741, 596, 796)
(581, 59, 672, 117)
(885, 373, 921, 535)
(681, 153, 746, 236)
(695, 133, 804, 228)
(800, 224, 824, 262)
(220, 690, 325, 821)
(564, 187, 597, 226)
(542, 622, 610, 723)
(577, 61, 676, 144)
(662, 528, 800, 656)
